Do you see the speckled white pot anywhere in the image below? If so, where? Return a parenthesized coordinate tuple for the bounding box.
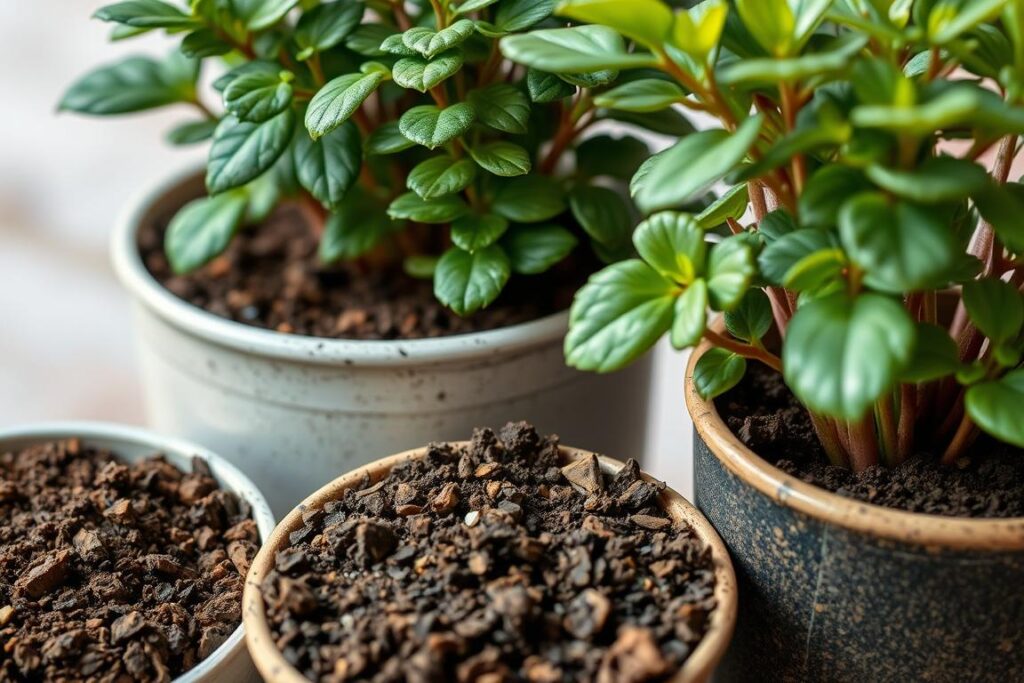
(112, 169, 653, 517)
(0, 422, 275, 683)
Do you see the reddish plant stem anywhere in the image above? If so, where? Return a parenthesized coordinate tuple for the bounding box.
(896, 384, 916, 464)
(847, 415, 881, 472)
(703, 329, 783, 372)
(941, 411, 978, 465)
(876, 393, 899, 466)
(809, 414, 850, 468)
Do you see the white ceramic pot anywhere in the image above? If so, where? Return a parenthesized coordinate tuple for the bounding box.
(0, 422, 275, 683)
(112, 168, 654, 517)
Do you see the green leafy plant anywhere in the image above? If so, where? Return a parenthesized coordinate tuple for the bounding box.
(61, 0, 657, 316)
(504, 0, 1024, 469)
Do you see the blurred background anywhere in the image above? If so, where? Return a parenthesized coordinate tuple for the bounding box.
(0, 1, 695, 494)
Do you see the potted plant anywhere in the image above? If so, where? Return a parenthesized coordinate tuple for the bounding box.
(243, 422, 737, 682)
(504, 0, 1024, 679)
(60, 0, 661, 516)
(0, 422, 275, 682)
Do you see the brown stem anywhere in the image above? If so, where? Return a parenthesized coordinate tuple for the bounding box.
(876, 393, 899, 466)
(941, 411, 978, 465)
(896, 384, 916, 464)
(847, 415, 881, 472)
(540, 102, 579, 175)
(749, 181, 768, 221)
(704, 328, 783, 372)
(809, 414, 850, 468)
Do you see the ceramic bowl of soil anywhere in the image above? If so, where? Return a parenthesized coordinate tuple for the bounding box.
(112, 167, 653, 517)
(243, 422, 736, 682)
(686, 339, 1024, 683)
(0, 422, 275, 683)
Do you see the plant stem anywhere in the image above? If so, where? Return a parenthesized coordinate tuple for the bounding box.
(941, 410, 978, 465)
(703, 329, 783, 372)
(896, 384, 916, 464)
(809, 414, 850, 468)
(847, 415, 881, 472)
(876, 393, 899, 466)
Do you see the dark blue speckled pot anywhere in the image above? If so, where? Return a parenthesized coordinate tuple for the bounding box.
(686, 341, 1024, 683)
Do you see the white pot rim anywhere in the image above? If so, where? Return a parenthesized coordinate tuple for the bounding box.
(112, 165, 573, 367)
(0, 421, 276, 683)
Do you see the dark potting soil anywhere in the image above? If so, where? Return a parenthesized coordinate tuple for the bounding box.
(139, 204, 588, 340)
(0, 438, 258, 682)
(261, 422, 717, 682)
(717, 364, 1024, 518)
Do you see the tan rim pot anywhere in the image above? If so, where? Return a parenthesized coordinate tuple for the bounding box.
(243, 444, 737, 682)
(0, 422, 276, 683)
(686, 339, 1024, 683)
(111, 167, 654, 518)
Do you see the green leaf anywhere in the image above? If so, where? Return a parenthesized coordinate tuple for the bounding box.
(576, 135, 650, 180)
(973, 182, 1024, 254)
(866, 157, 991, 204)
(164, 190, 248, 274)
(633, 115, 763, 213)
(399, 103, 476, 149)
(500, 25, 658, 73)
(493, 176, 566, 222)
(962, 277, 1024, 345)
(594, 78, 686, 112)
(735, 0, 795, 56)
(387, 192, 469, 223)
(469, 142, 532, 176)
(407, 155, 478, 199)
(468, 84, 531, 134)
(206, 110, 295, 195)
(718, 34, 869, 85)
(451, 213, 509, 252)
(570, 186, 633, 252)
(783, 292, 915, 419)
(346, 24, 394, 56)
(392, 51, 464, 92)
(759, 228, 833, 285)
(758, 209, 796, 243)
(458, 0, 500, 13)
(632, 211, 705, 284)
(558, 0, 674, 48)
(502, 224, 578, 274)
(838, 193, 956, 293)
(212, 60, 279, 93)
(928, 0, 1009, 44)
(783, 248, 846, 293)
(672, 279, 709, 349)
(181, 29, 231, 58)
(404, 254, 438, 279)
(693, 348, 747, 399)
(707, 235, 756, 310)
(94, 0, 198, 28)
(60, 54, 196, 114)
(223, 70, 293, 122)
(166, 119, 217, 145)
(600, 107, 695, 136)
(295, 1, 365, 55)
(851, 83, 1024, 136)
(294, 121, 362, 209)
(381, 32, 417, 56)
(725, 289, 773, 342)
(565, 260, 678, 372)
(696, 185, 749, 229)
(229, 0, 298, 31)
(403, 19, 476, 58)
(306, 71, 386, 140)
(799, 165, 871, 228)
(900, 322, 960, 383)
(671, 0, 728, 60)
(365, 121, 415, 155)
(434, 245, 511, 315)
(320, 194, 398, 263)
(494, 0, 555, 31)
(527, 69, 575, 102)
(966, 369, 1024, 447)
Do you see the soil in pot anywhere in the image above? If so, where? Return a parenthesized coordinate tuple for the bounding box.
(260, 422, 717, 682)
(717, 364, 1024, 518)
(139, 204, 594, 340)
(0, 438, 258, 682)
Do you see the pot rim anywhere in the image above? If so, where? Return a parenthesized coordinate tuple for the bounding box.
(0, 421, 277, 683)
(111, 165, 572, 367)
(243, 444, 737, 683)
(685, 335, 1024, 550)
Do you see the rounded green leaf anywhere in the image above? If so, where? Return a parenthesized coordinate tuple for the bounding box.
(392, 51, 464, 93)
(320, 195, 397, 263)
(493, 176, 566, 223)
(403, 19, 476, 58)
(166, 119, 217, 146)
(570, 186, 633, 252)
(707, 236, 756, 311)
(527, 69, 575, 103)
(499, 25, 657, 73)
(696, 184, 749, 229)
(452, 213, 510, 252)
(783, 248, 847, 293)
(306, 71, 386, 140)
(60, 54, 196, 115)
(735, 0, 795, 56)
(223, 71, 293, 123)
(866, 157, 990, 204)
(94, 0, 198, 28)
(838, 193, 956, 293)
(558, 0, 673, 48)
(725, 289, 773, 342)
(469, 142, 532, 177)
(502, 224, 578, 274)
(632, 211, 705, 284)
(495, 0, 555, 31)
(799, 165, 872, 229)
(164, 191, 248, 274)
(973, 182, 1024, 254)
(758, 228, 833, 285)
(295, 1, 365, 54)
(693, 348, 747, 400)
(900, 323, 960, 383)
(434, 245, 511, 315)
(594, 78, 686, 112)
(399, 103, 477, 149)
(365, 121, 415, 155)
(565, 260, 678, 372)
(387, 192, 469, 223)
(672, 279, 709, 349)
(962, 278, 1024, 345)
(407, 155, 477, 199)
(783, 292, 915, 420)
(206, 110, 295, 195)
(966, 369, 1024, 448)
(468, 84, 531, 134)
(294, 121, 362, 209)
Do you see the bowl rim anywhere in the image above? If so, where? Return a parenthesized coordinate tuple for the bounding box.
(243, 443, 737, 683)
(0, 421, 277, 683)
(685, 335, 1024, 551)
(111, 165, 573, 368)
